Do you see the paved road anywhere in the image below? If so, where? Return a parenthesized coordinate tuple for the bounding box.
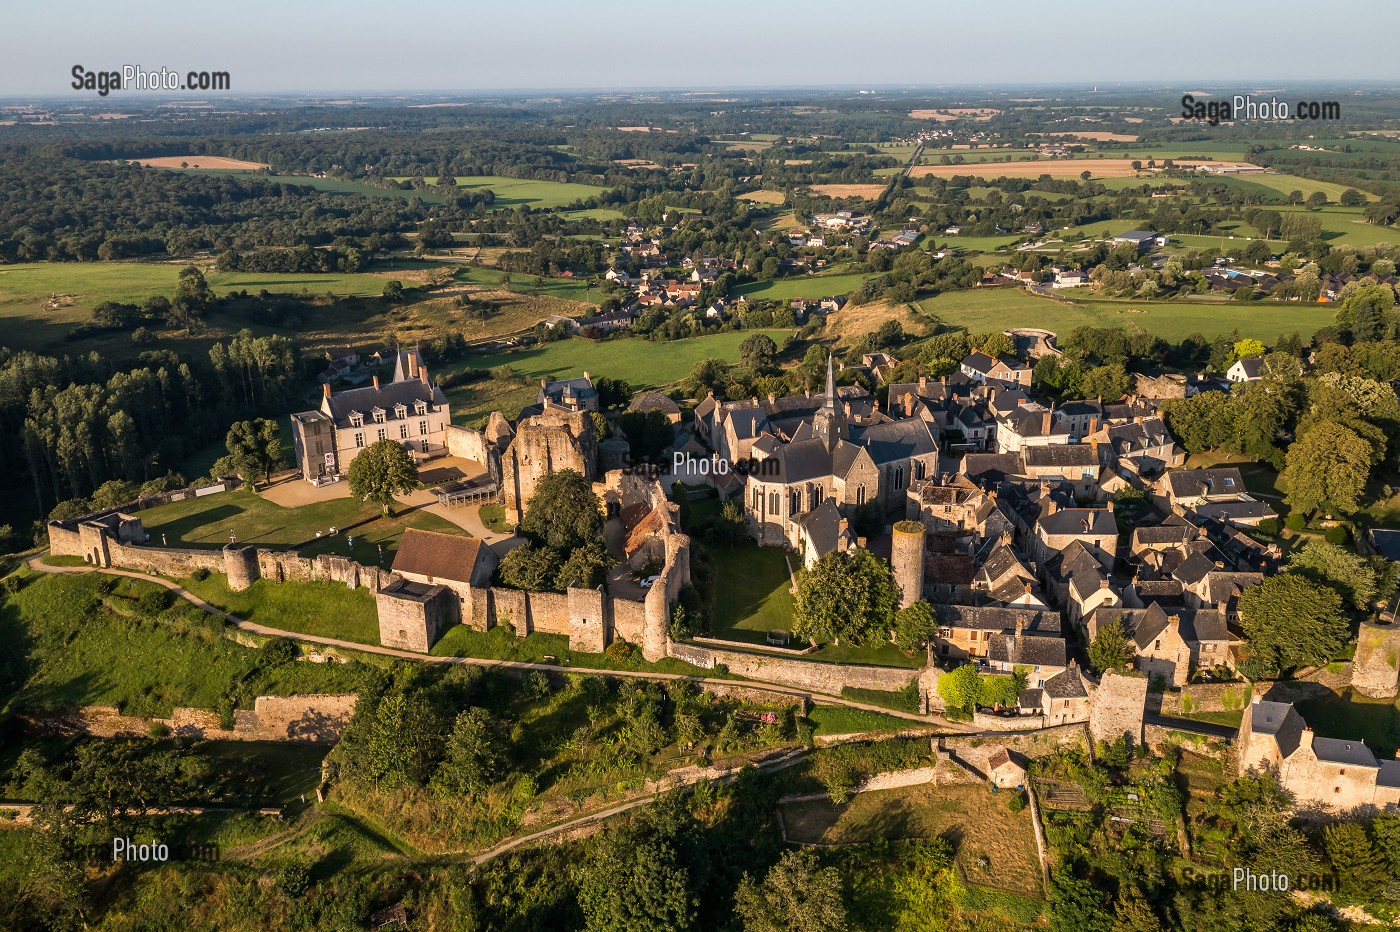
(1145, 712, 1237, 739)
(26, 556, 950, 725)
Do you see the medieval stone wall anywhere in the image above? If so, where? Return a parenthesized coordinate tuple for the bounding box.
(445, 424, 490, 463)
(1089, 671, 1149, 747)
(667, 642, 922, 694)
(1352, 621, 1400, 698)
(63, 694, 355, 745)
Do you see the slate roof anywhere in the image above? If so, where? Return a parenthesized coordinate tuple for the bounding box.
(1042, 666, 1089, 699)
(1313, 737, 1378, 768)
(1247, 699, 1305, 759)
(797, 500, 849, 556)
(934, 604, 1062, 634)
(963, 453, 1024, 482)
(627, 392, 680, 416)
(323, 378, 445, 426)
(392, 529, 485, 584)
(988, 632, 1067, 668)
(1024, 445, 1098, 469)
(1191, 501, 1276, 522)
(1039, 508, 1117, 538)
(1167, 468, 1246, 500)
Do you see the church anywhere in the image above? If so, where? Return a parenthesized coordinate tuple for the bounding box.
(699, 356, 939, 550)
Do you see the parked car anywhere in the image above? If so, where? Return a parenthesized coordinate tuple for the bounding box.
(640, 575, 661, 589)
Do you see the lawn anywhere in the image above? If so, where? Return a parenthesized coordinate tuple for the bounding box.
(450, 265, 608, 305)
(180, 573, 381, 645)
(137, 485, 471, 560)
(396, 175, 610, 211)
(429, 623, 710, 676)
(1295, 686, 1400, 759)
(1274, 205, 1400, 248)
(917, 287, 1336, 344)
(732, 271, 872, 301)
(708, 543, 797, 645)
(780, 783, 1045, 898)
(0, 571, 370, 717)
(805, 704, 912, 736)
(455, 329, 794, 393)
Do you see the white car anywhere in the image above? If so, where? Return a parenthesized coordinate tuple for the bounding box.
(640, 575, 661, 589)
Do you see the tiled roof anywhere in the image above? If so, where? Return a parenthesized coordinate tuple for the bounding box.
(392, 529, 484, 584)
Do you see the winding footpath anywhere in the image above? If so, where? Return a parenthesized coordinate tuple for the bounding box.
(25, 555, 953, 725)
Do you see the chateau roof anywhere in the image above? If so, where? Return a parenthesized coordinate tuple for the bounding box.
(322, 378, 445, 425)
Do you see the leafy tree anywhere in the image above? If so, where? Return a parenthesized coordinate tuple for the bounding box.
(1323, 822, 1387, 898)
(170, 264, 213, 328)
(1232, 338, 1265, 360)
(1238, 574, 1347, 676)
(973, 331, 1016, 360)
(792, 549, 900, 646)
(1282, 423, 1374, 516)
(382, 279, 404, 302)
(433, 707, 507, 796)
(937, 663, 981, 716)
(346, 438, 418, 515)
(739, 333, 779, 371)
(518, 468, 603, 551)
(498, 542, 564, 592)
(618, 410, 675, 464)
(1089, 618, 1136, 674)
(578, 799, 695, 932)
(556, 540, 616, 590)
(893, 600, 937, 652)
(1078, 362, 1130, 401)
(222, 418, 284, 485)
(362, 689, 444, 789)
(1049, 871, 1112, 932)
(734, 849, 848, 932)
(1288, 539, 1380, 610)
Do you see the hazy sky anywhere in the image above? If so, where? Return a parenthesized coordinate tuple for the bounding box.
(5, 0, 1397, 96)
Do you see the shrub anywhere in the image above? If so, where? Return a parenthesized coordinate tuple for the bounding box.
(1256, 518, 1279, 537)
(1285, 513, 1307, 532)
(261, 637, 297, 666)
(1324, 525, 1350, 545)
(190, 567, 211, 582)
(148, 721, 170, 738)
(604, 639, 637, 664)
(1008, 789, 1027, 812)
(136, 589, 173, 615)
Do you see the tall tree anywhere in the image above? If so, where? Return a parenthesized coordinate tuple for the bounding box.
(1238, 574, 1348, 677)
(1282, 422, 1374, 516)
(221, 418, 284, 485)
(793, 549, 900, 646)
(519, 468, 604, 551)
(734, 849, 848, 932)
(346, 438, 418, 515)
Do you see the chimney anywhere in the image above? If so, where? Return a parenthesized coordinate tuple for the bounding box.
(919, 376, 928, 391)
(408, 352, 419, 379)
(768, 392, 777, 405)
(1045, 500, 1058, 516)
(1300, 727, 1314, 754)
(1000, 530, 1012, 545)
(322, 382, 331, 399)
(1088, 416, 1100, 434)
(1100, 578, 1109, 589)
(540, 378, 548, 389)
(838, 517, 849, 534)
(419, 364, 429, 385)
(1081, 517, 1091, 532)
(843, 402, 852, 416)
(1024, 581, 1032, 594)
(1106, 499, 1114, 513)
(1090, 436, 1100, 459)
(1135, 415, 1144, 425)
(1214, 561, 1225, 569)
(904, 395, 914, 417)
(372, 375, 380, 391)
(1041, 411, 1052, 434)
(583, 370, 591, 382)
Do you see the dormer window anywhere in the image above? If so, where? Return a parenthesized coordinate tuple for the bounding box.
(349, 412, 364, 428)
(415, 401, 427, 416)
(372, 408, 386, 424)
(394, 403, 408, 420)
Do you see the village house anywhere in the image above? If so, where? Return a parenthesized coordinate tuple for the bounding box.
(960, 350, 1033, 387)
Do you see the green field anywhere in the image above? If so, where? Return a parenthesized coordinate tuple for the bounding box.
(180, 573, 381, 644)
(456, 328, 794, 392)
(1274, 206, 1399, 247)
(918, 286, 1336, 344)
(1218, 172, 1374, 202)
(733, 271, 871, 300)
(392, 175, 610, 210)
(0, 571, 370, 716)
(451, 265, 608, 304)
(137, 485, 469, 559)
(709, 544, 797, 644)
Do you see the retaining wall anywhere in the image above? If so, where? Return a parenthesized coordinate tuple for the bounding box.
(668, 642, 923, 695)
(52, 694, 356, 745)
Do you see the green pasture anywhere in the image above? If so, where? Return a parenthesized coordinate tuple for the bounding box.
(732, 271, 871, 300)
(393, 175, 610, 210)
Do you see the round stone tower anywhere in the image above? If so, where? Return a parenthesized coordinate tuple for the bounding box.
(222, 544, 260, 592)
(891, 520, 926, 609)
(1351, 619, 1400, 698)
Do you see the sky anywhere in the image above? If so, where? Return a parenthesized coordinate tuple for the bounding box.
(4, 0, 1398, 96)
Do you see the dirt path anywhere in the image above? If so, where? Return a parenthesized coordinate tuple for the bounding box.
(25, 556, 954, 726)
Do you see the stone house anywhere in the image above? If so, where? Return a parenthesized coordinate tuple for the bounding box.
(1238, 697, 1400, 811)
(931, 605, 1061, 664)
(960, 351, 1032, 387)
(291, 349, 451, 485)
(390, 528, 498, 616)
(1033, 503, 1118, 566)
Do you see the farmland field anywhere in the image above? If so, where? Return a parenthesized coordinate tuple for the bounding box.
(1274, 206, 1399, 247)
(1218, 172, 1375, 202)
(402, 175, 610, 210)
(918, 286, 1337, 344)
(737, 190, 786, 204)
(732, 271, 871, 300)
(908, 159, 1254, 179)
(454, 328, 795, 393)
(805, 183, 887, 199)
(780, 783, 1044, 898)
(133, 155, 269, 170)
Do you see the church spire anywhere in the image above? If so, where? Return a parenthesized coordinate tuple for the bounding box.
(814, 352, 846, 451)
(823, 352, 837, 408)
